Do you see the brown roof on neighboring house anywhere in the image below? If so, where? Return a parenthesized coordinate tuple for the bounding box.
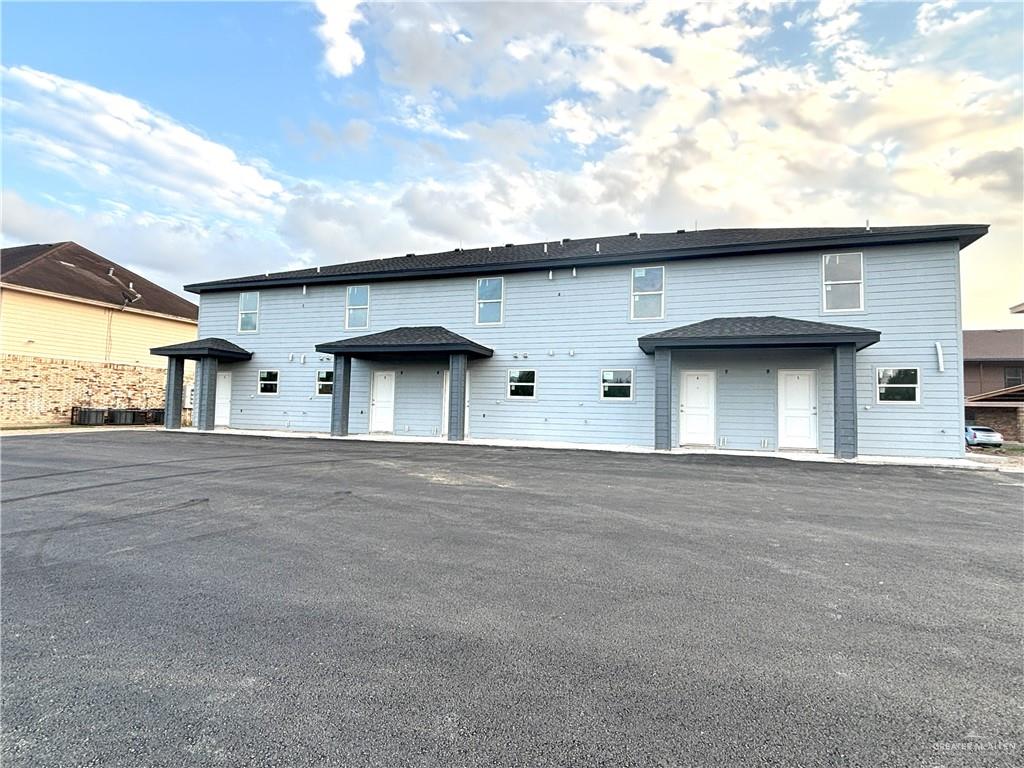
(962, 329, 1024, 361)
(966, 384, 1024, 405)
(1, 241, 197, 321)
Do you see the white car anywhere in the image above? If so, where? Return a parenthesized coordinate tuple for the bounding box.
(965, 426, 1003, 447)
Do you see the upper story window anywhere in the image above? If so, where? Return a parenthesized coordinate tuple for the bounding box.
(238, 291, 259, 332)
(630, 266, 664, 320)
(346, 285, 369, 330)
(1005, 367, 1023, 388)
(876, 368, 919, 404)
(477, 277, 503, 325)
(822, 253, 863, 312)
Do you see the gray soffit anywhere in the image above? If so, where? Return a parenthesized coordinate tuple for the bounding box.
(184, 224, 989, 294)
(150, 337, 253, 361)
(316, 326, 494, 359)
(638, 316, 881, 354)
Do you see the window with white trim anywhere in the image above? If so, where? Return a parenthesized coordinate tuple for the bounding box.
(876, 368, 919, 403)
(631, 266, 664, 319)
(477, 277, 503, 325)
(600, 369, 633, 400)
(346, 285, 369, 330)
(238, 291, 259, 332)
(822, 253, 863, 312)
(507, 369, 535, 398)
(258, 370, 279, 395)
(316, 370, 333, 396)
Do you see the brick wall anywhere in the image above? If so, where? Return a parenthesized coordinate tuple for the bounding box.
(0, 353, 191, 427)
(965, 406, 1024, 442)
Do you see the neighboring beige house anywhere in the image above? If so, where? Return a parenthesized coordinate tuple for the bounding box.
(1, 241, 197, 426)
(963, 329, 1024, 442)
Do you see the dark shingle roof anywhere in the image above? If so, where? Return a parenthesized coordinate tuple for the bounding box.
(184, 224, 988, 294)
(150, 337, 252, 360)
(638, 316, 881, 353)
(316, 326, 493, 358)
(962, 329, 1024, 361)
(2, 241, 198, 321)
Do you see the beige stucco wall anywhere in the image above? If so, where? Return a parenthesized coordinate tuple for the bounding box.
(0, 286, 196, 367)
(0, 286, 197, 426)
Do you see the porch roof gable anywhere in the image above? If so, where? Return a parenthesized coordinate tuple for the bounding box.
(315, 326, 494, 359)
(638, 316, 881, 354)
(150, 337, 253, 361)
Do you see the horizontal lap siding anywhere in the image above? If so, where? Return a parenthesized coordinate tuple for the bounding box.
(347, 361, 445, 437)
(201, 287, 340, 432)
(197, 242, 964, 457)
(670, 349, 835, 453)
(834, 243, 963, 458)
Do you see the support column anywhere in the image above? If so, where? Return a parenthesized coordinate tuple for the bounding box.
(194, 356, 219, 432)
(447, 353, 468, 441)
(833, 343, 858, 458)
(654, 347, 673, 450)
(330, 354, 352, 437)
(164, 356, 185, 430)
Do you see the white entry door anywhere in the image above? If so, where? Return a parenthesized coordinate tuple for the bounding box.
(370, 371, 396, 433)
(680, 371, 716, 445)
(441, 370, 450, 437)
(778, 370, 818, 449)
(440, 369, 470, 438)
(214, 371, 232, 427)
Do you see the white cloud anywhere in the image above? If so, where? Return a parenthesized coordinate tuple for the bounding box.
(1, 189, 295, 291)
(547, 100, 624, 147)
(916, 0, 989, 36)
(392, 95, 468, 140)
(314, 0, 366, 78)
(2, 66, 285, 223)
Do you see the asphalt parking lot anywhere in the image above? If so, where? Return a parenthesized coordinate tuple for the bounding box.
(2, 432, 1021, 767)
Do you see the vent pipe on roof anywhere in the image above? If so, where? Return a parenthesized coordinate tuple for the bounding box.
(128, 281, 133, 290)
(316, 266, 321, 273)
(866, 219, 871, 231)
(596, 243, 600, 253)
(108, 267, 115, 276)
(543, 243, 548, 254)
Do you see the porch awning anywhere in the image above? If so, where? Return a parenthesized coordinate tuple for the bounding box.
(638, 316, 880, 354)
(966, 383, 1024, 407)
(150, 337, 253, 361)
(315, 326, 493, 359)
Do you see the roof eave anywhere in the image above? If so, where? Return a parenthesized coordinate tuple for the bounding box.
(184, 226, 990, 294)
(638, 332, 881, 354)
(150, 344, 253, 361)
(314, 340, 493, 358)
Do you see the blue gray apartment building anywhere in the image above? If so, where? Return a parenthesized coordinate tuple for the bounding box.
(152, 225, 988, 459)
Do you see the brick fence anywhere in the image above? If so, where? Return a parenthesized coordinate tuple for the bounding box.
(1, 354, 191, 427)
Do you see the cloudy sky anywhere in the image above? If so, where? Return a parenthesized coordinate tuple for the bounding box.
(2, 1, 1021, 328)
